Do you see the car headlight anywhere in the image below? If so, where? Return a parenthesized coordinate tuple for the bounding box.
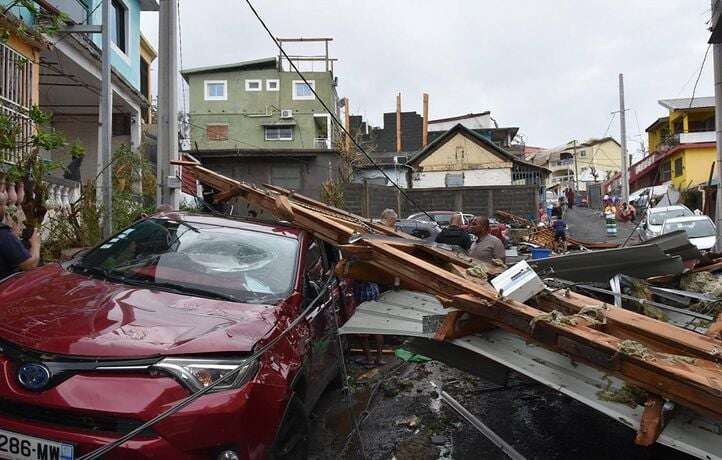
(152, 357, 259, 392)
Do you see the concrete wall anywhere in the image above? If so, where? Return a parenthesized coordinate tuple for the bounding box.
(187, 68, 338, 151)
(199, 152, 341, 200)
(89, 0, 143, 90)
(342, 183, 538, 220)
(413, 169, 511, 188)
(670, 146, 716, 189)
(353, 167, 410, 188)
(50, 118, 131, 184)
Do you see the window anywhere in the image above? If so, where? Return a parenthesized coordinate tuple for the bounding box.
(245, 79, 262, 91)
(304, 239, 328, 284)
(674, 157, 684, 177)
(266, 79, 279, 91)
(265, 125, 294, 141)
(445, 173, 464, 187)
(110, 0, 127, 53)
(660, 160, 672, 182)
(204, 81, 227, 101)
(292, 80, 315, 100)
(455, 146, 465, 159)
(271, 164, 302, 189)
(578, 150, 586, 157)
(79, 219, 300, 300)
(206, 124, 229, 141)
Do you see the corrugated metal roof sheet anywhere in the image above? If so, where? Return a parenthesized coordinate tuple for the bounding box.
(659, 97, 715, 110)
(339, 290, 722, 460)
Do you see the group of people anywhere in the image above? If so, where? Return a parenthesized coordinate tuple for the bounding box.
(602, 195, 637, 222)
(379, 208, 505, 264)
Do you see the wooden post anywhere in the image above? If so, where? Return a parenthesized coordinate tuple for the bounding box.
(344, 97, 351, 153)
(396, 189, 402, 216)
(422, 93, 429, 147)
(396, 93, 402, 153)
(363, 179, 370, 218)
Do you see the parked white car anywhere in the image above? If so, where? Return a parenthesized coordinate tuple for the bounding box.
(661, 215, 717, 251)
(641, 205, 693, 240)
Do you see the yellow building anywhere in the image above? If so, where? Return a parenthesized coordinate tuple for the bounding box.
(0, 25, 43, 164)
(645, 97, 716, 190)
(139, 34, 157, 124)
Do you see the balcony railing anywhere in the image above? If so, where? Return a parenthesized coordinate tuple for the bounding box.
(0, 41, 33, 164)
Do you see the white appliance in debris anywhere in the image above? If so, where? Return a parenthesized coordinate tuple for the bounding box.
(490, 260, 545, 303)
(280, 109, 293, 119)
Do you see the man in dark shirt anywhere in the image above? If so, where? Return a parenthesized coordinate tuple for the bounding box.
(0, 221, 40, 280)
(435, 213, 472, 252)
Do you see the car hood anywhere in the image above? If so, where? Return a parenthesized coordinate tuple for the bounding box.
(689, 235, 716, 251)
(0, 265, 288, 358)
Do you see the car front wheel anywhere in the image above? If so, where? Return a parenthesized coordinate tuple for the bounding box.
(269, 395, 309, 460)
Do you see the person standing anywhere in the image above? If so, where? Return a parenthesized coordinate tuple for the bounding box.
(604, 201, 618, 237)
(566, 188, 575, 209)
(0, 216, 40, 280)
(435, 212, 472, 252)
(468, 216, 506, 263)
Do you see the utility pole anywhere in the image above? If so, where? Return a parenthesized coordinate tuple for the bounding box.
(99, 0, 113, 238)
(712, 0, 722, 250)
(618, 73, 629, 203)
(572, 139, 579, 192)
(157, 0, 180, 208)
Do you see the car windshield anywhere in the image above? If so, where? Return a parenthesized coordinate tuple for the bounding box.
(662, 219, 716, 239)
(76, 219, 299, 303)
(432, 215, 452, 226)
(649, 208, 692, 225)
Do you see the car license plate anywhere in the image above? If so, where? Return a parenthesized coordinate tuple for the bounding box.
(0, 429, 73, 460)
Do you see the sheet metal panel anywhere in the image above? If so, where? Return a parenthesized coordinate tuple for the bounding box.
(339, 290, 722, 460)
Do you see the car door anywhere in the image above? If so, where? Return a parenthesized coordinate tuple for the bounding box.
(302, 237, 340, 407)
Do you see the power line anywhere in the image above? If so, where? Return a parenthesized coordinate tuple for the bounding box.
(689, 43, 712, 109)
(242, 0, 432, 220)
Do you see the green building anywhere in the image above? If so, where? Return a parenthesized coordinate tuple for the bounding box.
(181, 57, 341, 199)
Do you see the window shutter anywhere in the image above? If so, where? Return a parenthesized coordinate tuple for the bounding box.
(207, 125, 229, 141)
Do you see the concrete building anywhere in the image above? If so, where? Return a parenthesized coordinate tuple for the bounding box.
(527, 137, 621, 192)
(1, 0, 156, 205)
(405, 123, 547, 189)
(181, 54, 341, 199)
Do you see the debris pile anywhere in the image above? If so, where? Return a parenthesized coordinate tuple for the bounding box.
(180, 159, 722, 456)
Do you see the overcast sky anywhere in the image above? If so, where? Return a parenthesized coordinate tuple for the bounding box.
(141, 0, 715, 151)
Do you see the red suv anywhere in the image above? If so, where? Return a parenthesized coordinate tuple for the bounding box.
(0, 214, 354, 459)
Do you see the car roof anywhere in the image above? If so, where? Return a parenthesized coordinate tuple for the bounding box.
(648, 205, 689, 214)
(663, 215, 712, 224)
(153, 212, 303, 238)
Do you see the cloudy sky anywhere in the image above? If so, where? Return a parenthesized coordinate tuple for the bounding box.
(141, 0, 715, 151)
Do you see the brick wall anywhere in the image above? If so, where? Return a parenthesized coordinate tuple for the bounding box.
(341, 183, 539, 220)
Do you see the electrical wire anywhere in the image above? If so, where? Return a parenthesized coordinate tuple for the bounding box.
(241, 0, 433, 221)
(689, 43, 712, 110)
(78, 275, 336, 460)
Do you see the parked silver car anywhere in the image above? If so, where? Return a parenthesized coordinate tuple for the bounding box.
(640, 205, 693, 240)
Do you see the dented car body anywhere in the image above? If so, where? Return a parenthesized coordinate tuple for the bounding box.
(0, 214, 353, 459)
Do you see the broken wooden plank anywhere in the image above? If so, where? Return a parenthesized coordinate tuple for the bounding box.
(635, 395, 665, 446)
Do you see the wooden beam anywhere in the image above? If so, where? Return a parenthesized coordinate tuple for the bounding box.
(396, 93, 402, 153)
(635, 395, 665, 446)
(422, 93, 429, 147)
(538, 290, 722, 361)
(344, 97, 351, 153)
